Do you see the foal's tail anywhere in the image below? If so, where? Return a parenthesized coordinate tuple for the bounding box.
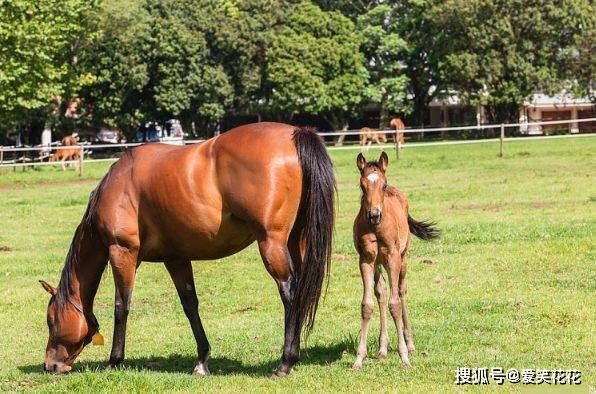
(292, 127, 336, 336)
(408, 215, 440, 241)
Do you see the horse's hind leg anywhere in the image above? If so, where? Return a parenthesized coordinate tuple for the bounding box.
(164, 259, 210, 375)
(384, 252, 411, 367)
(256, 231, 298, 378)
(108, 243, 139, 367)
(399, 257, 415, 353)
(352, 256, 375, 370)
(374, 268, 389, 360)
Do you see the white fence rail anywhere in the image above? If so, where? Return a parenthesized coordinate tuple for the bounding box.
(1, 117, 595, 175)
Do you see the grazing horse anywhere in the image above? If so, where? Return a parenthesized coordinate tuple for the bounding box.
(389, 118, 406, 147)
(352, 152, 438, 370)
(39, 122, 335, 377)
(360, 127, 388, 152)
(49, 146, 81, 171)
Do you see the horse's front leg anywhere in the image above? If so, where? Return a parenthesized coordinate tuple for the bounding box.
(352, 255, 376, 370)
(165, 259, 210, 375)
(108, 243, 138, 368)
(256, 234, 299, 378)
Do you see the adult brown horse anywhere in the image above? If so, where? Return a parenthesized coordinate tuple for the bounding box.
(389, 118, 406, 146)
(39, 122, 335, 377)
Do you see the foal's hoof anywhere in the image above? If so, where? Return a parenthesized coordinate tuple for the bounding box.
(401, 359, 412, 369)
(192, 363, 210, 376)
(378, 352, 388, 361)
(407, 344, 416, 353)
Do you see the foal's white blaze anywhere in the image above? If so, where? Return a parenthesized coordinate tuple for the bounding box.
(366, 173, 379, 182)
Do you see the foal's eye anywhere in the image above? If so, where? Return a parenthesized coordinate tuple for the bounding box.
(382, 183, 388, 190)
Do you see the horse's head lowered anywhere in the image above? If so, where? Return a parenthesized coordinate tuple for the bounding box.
(39, 280, 97, 373)
(357, 152, 389, 226)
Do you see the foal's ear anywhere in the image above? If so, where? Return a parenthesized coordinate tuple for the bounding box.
(356, 153, 367, 172)
(39, 280, 57, 296)
(378, 151, 389, 172)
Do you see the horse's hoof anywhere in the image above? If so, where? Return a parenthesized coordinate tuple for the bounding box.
(407, 344, 416, 353)
(351, 362, 363, 371)
(378, 352, 388, 361)
(401, 359, 412, 368)
(192, 363, 210, 376)
(271, 369, 291, 379)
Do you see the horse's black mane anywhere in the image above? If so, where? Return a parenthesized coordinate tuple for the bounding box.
(55, 167, 110, 310)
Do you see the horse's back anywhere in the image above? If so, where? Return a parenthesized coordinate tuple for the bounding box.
(92, 123, 303, 260)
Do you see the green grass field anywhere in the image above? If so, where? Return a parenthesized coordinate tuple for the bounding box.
(0, 137, 594, 392)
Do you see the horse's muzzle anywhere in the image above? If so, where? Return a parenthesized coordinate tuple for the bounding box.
(367, 209, 382, 225)
(43, 361, 72, 374)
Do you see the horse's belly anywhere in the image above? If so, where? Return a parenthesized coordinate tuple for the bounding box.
(138, 211, 255, 262)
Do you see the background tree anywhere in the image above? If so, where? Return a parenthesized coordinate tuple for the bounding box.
(357, 4, 410, 127)
(439, 0, 595, 124)
(0, 0, 93, 144)
(263, 1, 369, 130)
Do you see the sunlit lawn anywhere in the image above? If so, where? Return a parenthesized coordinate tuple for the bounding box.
(0, 137, 594, 392)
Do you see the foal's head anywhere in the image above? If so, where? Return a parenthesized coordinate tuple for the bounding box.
(356, 152, 389, 226)
(39, 280, 95, 373)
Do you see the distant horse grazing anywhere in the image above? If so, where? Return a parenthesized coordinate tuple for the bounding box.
(352, 152, 439, 370)
(390, 118, 406, 147)
(360, 127, 388, 152)
(49, 146, 81, 171)
(39, 123, 335, 377)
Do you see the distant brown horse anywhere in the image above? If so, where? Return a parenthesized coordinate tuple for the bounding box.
(360, 127, 388, 152)
(352, 152, 438, 370)
(39, 123, 335, 377)
(390, 118, 406, 147)
(49, 146, 81, 171)
(61, 133, 79, 146)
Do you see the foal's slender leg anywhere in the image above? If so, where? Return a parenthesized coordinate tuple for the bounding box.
(374, 268, 389, 360)
(165, 260, 211, 375)
(384, 252, 411, 367)
(256, 233, 299, 377)
(352, 257, 376, 370)
(108, 244, 138, 367)
(399, 256, 415, 353)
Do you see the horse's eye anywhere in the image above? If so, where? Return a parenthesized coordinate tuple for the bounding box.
(383, 183, 388, 190)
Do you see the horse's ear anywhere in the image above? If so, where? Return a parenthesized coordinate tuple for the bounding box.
(356, 153, 367, 172)
(379, 152, 389, 172)
(39, 280, 57, 295)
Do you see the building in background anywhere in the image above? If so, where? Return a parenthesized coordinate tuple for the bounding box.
(520, 93, 595, 134)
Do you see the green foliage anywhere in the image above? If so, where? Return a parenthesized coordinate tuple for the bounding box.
(357, 4, 410, 125)
(0, 0, 593, 138)
(439, 0, 595, 122)
(0, 0, 92, 124)
(263, 1, 368, 128)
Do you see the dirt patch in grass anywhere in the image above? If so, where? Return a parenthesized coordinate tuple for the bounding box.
(0, 245, 12, 252)
(332, 253, 352, 262)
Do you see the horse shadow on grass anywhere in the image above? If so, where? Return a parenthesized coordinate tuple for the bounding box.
(19, 340, 350, 377)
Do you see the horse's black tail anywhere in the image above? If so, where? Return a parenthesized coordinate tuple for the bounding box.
(292, 126, 336, 337)
(408, 215, 440, 240)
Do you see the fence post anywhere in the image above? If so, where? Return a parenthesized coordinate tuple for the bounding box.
(395, 133, 401, 159)
(79, 145, 84, 176)
(499, 123, 505, 157)
(0, 147, 3, 175)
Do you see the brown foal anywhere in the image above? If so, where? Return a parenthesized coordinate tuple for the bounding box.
(352, 152, 438, 370)
(39, 123, 335, 377)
